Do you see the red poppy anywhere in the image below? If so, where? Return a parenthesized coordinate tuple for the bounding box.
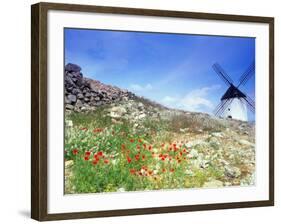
(127, 156, 132, 163)
(162, 168, 166, 173)
(104, 159, 109, 164)
(138, 139, 142, 143)
(97, 151, 103, 157)
(136, 145, 141, 150)
(170, 168, 175, 172)
(130, 139, 134, 143)
(143, 144, 147, 149)
(148, 145, 152, 151)
(135, 154, 140, 161)
(84, 156, 89, 161)
(161, 144, 165, 148)
(80, 127, 88, 131)
(148, 170, 153, 175)
(72, 149, 78, 155)
(92, 160, 98, 165)
(142, 155, 146, 161)
(142, 166, 147, 171)
(121, 144, 126, 149)
(93, 128, 103, 133)
(130, 169, 136, 175)
(85, 151, 91, 156)
(183, 148, 187, 153)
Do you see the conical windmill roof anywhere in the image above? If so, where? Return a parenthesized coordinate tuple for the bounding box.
(221, 85, 246, 100)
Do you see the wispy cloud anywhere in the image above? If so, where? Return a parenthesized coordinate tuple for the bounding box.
(161, 85, 220, 113)
(129, 83, 153, 92)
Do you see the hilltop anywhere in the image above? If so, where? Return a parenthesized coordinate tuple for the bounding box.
(64, 63, 255, 193)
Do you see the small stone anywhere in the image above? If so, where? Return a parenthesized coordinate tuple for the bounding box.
(67, 94, 77, 103)
(189, 149, 199, 158)
(211, 132, 224, 138)
(65, 104, 74, 110)
(238, 139, 255, 147)
(84, 92, 91, 98)
(225, 166, 241, 178)
(77, 93, 84, 99)
(203, 180, 223, 188)
(65, 160, 74, 168)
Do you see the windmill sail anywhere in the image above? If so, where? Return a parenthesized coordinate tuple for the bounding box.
(212, 61, 255, 121)
(213, 63, 234, 86)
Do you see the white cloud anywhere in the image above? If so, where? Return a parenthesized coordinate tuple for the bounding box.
(161, 85, 220, 113)
(129, 83, 153, 92)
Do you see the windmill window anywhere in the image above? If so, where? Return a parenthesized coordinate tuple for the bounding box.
(228, 115, 232, 119)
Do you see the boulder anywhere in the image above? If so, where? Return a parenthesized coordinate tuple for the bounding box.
(65, 63, 81, 73)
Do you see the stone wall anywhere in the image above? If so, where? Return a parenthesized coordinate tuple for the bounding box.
(64, 63, 135, 112)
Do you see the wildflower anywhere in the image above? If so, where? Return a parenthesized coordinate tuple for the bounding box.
(85, 151, 91, 156)
(92, 160, 98, 165)
(162, 168, 166, 173)
(142, 155, 146, 161)
(80, 127, 88, 131)
(170, 168, 175, 172)
(130, 139, 134, 143)
(136, 145, 141, 150)
(143, 144, 147, 149)
(93, 128, 103, 133)
(127, 156, 132, 163)
(84, 156, 89, 161)
(97, 151, 103, 157)
(104, 159, 109, 164)
(135, 154, 140, 161)
(121, 144, 126, 149)
(148, 145, 152, 151)
(130, 169, 136, 175)
(161, 144, 165, 148)
(72, 149, 78, 155)
(138, 139, 142, 143)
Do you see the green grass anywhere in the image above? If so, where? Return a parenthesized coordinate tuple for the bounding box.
(64, 110, 226, 194)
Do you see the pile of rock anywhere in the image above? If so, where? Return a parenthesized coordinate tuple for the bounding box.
(64, 63, 135, 112)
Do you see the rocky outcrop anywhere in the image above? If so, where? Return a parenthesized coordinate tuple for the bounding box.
(64, 63, 135, 112)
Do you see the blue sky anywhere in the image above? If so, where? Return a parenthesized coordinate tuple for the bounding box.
(65, 28, 255, 120)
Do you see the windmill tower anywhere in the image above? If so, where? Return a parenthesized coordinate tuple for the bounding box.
(212, 62, 255, 121)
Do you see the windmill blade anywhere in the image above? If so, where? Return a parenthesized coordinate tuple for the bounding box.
(244, 93, 255, 107)
(215, 98, 233, 116)
(217, 98, 234, 117)
(238, 98, 255, 114)
(213, 63, 234, 86)
(242, 96, 255, 113)
(213, 101, 224, 115)
(237, 61, 255, 87)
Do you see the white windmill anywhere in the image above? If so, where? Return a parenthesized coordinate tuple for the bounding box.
(212, 62, 255, 121)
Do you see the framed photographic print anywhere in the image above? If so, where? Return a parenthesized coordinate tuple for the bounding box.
(31, 2, 274, 221)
